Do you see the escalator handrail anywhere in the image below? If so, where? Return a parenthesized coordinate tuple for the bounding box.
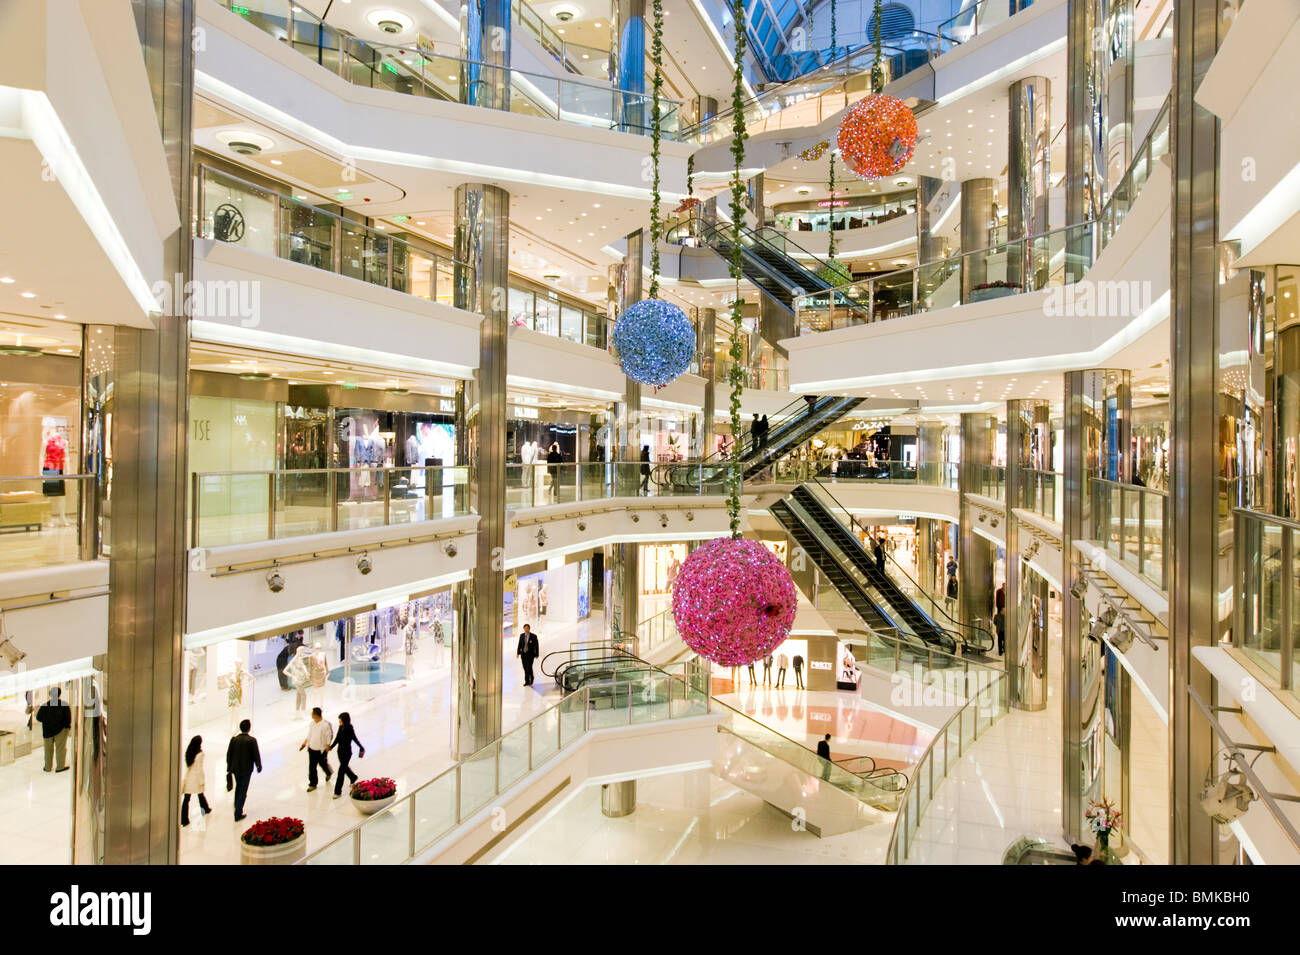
(806, 479, 996, 653)
(539, 647, 635, 678)
(700, 221, 831, 291)
(693, 394, 855, 469)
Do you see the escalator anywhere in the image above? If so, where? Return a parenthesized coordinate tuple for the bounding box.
(789, 483, 994, 655)
(660, 393, 865, 492)
(700, 222, 835, 312)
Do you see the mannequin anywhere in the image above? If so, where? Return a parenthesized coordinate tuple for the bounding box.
(403, 621, 417, 678)
(284, 646, 312, 712)
(308, 642, 329, 704)
(220, 660, 252, 730)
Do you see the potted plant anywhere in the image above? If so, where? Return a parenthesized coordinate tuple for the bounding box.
(969, 280, 1020, 303)
(239, 816, 306, 866)
(350, 776, 398, 815)
(1085, 798, 1122, 862)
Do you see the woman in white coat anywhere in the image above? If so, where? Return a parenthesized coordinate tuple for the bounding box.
(181, 735, 212, 826)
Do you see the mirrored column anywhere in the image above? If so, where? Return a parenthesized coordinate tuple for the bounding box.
(460, 0, 512, 110)
(1007, 76, 1051, 291)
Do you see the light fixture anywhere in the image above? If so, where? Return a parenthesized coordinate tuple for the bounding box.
(577, 520, 587, 532)
(659, 512, 669, 528)
(216, 130, 275, 156)
(1199, 767, 1256, 824)
(1108, 621, 1134, 653)
(1069, 577, 1086, 600)
(443, 542, 458, 558)
(367, 9, 413, 34)
(0, 615, 25, 669)
(266, 566, 285, 593)
(356, 553, 373, 575)
(552, 2, 580, 22)
(536, 528, 548, 547)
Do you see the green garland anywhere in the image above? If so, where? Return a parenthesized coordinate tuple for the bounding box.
(827, 143, 837, 263)
(726, 0, 748, 537)
(870, 0, 885, 93)
(648, 0, 665, 298)
(686, 152, 694, 199)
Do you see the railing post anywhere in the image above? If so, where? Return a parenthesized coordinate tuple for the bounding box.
(329, 468, 339, 533)
(1137, 490, 1146, 578)
(267, 472, 276, 541)
(408, 792, 417, 858)
(383, 469, 391, 526)
(190, 471, 200, 550)
(527, 719, 535, 771)
(1282, 525, 1294, 691)
(1233, 510, 1246, 649)
(454, 766, 462, 824)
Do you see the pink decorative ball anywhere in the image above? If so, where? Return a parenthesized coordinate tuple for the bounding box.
(671, 537, 798, 666)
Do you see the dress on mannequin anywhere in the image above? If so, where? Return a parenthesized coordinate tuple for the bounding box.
(308, 643, 329, 701)
(285, 647, 312, 712)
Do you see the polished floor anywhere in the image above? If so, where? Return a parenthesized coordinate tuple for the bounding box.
(494, 768, 896, 865)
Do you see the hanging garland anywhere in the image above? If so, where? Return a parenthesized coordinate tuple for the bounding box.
(671, 0, 797, 668)
(836, 0, 917, 181)
(611, 0, 695, 387)
(826, 0, 839, 268)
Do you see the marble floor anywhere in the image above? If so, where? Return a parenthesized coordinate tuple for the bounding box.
(904, 631, 1065, 865)
(0, 612, 605, 865)
(494, 768, 897, 865)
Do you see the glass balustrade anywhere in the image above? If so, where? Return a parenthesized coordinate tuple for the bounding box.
(1021, 469, 1063, 524)
(980, 465, 1007, 501)
(937, 0, 1028, 44)
(0, 475, 99, 572)
(215, 0, 679, 138)
(300, 659, 710, 865)
(1234, 508, 1300, 700)
(1088, 476, 1169, 592)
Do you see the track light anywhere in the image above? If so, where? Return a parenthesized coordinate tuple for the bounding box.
(1023, 541, 1040, 560)
(1200, 769, 1256, 824)
(1108, 621, 1133, 653)
(1070, 577, 1086, 600)
(356, 553, 373, 575)
(266, 566, 285, 593)
(0, 633, 25, 669)
(443, 542, 458, 558)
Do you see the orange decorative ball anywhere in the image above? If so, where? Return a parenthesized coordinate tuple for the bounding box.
(836, 94, 918, 181)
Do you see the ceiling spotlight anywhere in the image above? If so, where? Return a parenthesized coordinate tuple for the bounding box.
(356, 553, 373, 575)
(1199, 768, 1256, 824)
(536, 528, 548, 546)
(266, 566, 285, 593)
(443, 541, 458, 558)
(1069, 577, 1086, 600)
(1109, 621, 1134, 653)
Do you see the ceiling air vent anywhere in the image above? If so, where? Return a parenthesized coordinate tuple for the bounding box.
(227, 141, 263, 156)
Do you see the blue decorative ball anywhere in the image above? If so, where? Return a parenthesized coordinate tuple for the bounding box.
(612, 298, 696, 387)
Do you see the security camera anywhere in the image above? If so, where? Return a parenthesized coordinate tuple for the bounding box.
(553, 3, 580, 22)
(266, 567, 285, 593)
(536, 528, 547, 546)
(443, 542, 458, 558)
(377, 18, 403, 33)
(631, 513, 640, 523)
(685, 511, 694, 522)
(357, 553, 373, 575)
(659, 512, 669, 528)
(0, 636, 25, 669)
(1200, 770, 1256, 824)
(577, 520, 587, 532)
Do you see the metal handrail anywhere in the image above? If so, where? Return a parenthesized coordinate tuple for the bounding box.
(884, 669, 1009, 863)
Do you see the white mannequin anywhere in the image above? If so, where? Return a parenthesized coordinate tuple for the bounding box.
(285, 646, 311, 712)
(308, 641, 328, 706)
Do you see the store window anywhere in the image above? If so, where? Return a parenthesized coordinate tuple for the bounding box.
(508, 286, 535, 330)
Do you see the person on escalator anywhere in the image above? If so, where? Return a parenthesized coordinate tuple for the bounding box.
(817, 734, 833, 781)
(751, 414, 762, 454)
(759, 415, 770, 450)
(873, 537, 887, 574)
(639, 445, 652, 494)
(803, 394, 818, 412)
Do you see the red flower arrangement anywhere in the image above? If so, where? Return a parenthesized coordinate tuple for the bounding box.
(240, 816, 304, 847)
(350, 777, 398, 801)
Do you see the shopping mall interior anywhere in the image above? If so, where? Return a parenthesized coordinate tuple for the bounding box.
(0, 0, 1295, 877)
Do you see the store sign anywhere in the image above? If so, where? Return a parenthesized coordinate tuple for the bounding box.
(439, 399, 455, 412)
(809, 660, 833, 671)
(513, 406, 539, 419)
(817, 199, 851, 208)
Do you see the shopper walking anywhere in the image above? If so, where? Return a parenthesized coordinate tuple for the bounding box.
(329, 712, 366, 799)
(639, 445, 652, 494)
(517, 623, 540, 687)
(776, 652, 788, 688)
(817, 733, 833, 781)
(180, 735, 212, 826)
(792, 653, 805, 689)
(225, 719, 262, 822)
(546, 442, 564, 502)
(750, 413, 762, 454)
(35, 687, 72, 773)
(747, 661, 757, 685)
(994, 609, 1006, 656)
(299, 706, 334, 793)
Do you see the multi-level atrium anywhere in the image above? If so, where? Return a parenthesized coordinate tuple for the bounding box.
(0, 0, 1294, 899)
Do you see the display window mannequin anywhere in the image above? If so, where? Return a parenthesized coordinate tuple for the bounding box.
(284, 646, 312, 713)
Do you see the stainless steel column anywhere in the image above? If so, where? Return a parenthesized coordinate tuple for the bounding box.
(699, 307, 717, 457)
(915, 176, 947, 265)
(1062, 370, 1127, 840)
(610, 0, 648, 132)
(601, 780, 637, 817)
(1168, 0, 1225, 866)
(959, 178, 997, 297)
(751, 172, 766, 228)
(958, 414, 997, 636)
(460, 0, 512, 110)
(916, 420, 945, 486)
(1065, 0, 1103, 280)
(81, 0, 193, 865)
(1006, 399, 1050, 708)
(1104, 0, 1135, 191)
(613, 230, 644, 635)
(1007, 76, 1051, 291)
(452, 183, 510, 757)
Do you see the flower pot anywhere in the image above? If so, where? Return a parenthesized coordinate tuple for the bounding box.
(239, 833, 306, 865)
(351, 794, 396, 815)
(969, 285, 1018, 303)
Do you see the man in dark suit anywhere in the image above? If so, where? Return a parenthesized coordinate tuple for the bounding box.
(816, 733, 832, 781)
(225, 719, 262, 822)
(517, 624, 540, 687)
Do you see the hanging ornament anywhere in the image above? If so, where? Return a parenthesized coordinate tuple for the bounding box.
(611, 299, 696, 386)
(798, 140, 829, 162)
(670, 0, 797, 667)
(614, 0, 693, 388)
(672, 538, 798, 666)
(837, 94, 917, 181)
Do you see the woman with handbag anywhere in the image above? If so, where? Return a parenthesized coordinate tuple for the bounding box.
(329, 712, 366, 799)
(181, 735, 212, 826)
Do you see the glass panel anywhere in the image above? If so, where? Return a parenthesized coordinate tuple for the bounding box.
(630, 673, 671, 723)
(498, 723, 531, 790)
(458, 744, 497, 819)
(358, 798, 411, 864)
(560, 689, 587, 746)
(305, 834, 356, 865)
(1243, 524, 1284, 681)
(0, 476, 87, 570)
(531, 705, 561, 767)
(413, 771, 457, 851)
(588, 682, 632, 728)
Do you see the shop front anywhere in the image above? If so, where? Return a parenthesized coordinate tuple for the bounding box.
(503, 556, 593, 640)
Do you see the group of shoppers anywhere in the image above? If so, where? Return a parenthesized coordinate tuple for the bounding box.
(179, 708, 368, 827)
(749, 414, 771, 454)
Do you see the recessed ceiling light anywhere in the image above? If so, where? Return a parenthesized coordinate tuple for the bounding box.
(20, 291, 35, 298)
(0, 277, 12, 284)
(270, 158, 283, 165)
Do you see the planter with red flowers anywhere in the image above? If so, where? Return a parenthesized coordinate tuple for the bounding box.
(350, 777, 398, 815)
(239, 816, 306, 865)
(969, 281, 1021, 303)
